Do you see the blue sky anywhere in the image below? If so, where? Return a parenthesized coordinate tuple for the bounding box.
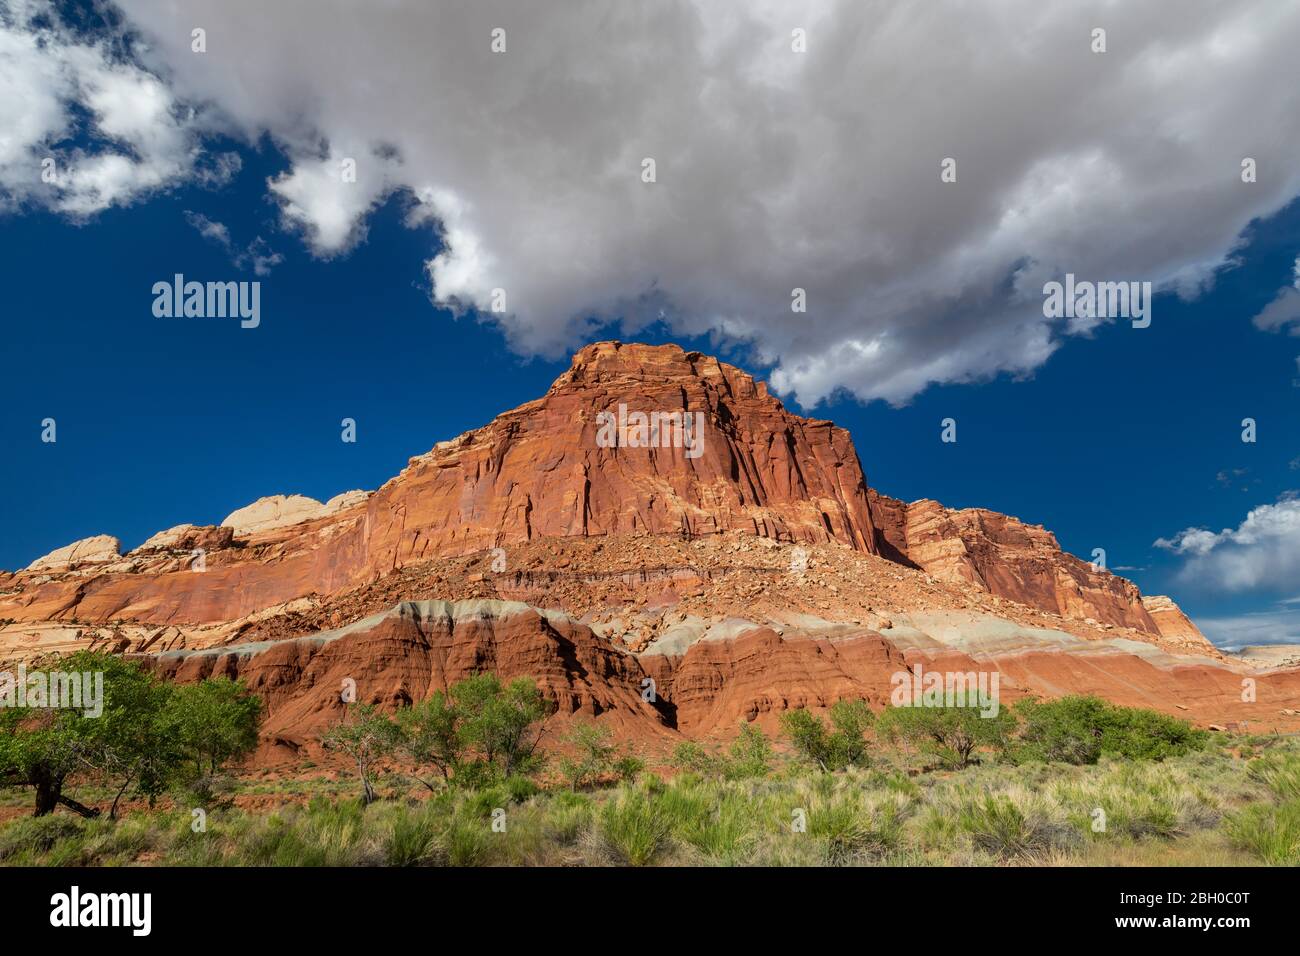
(3, 137, 1297, 646)
(2, 1, 1298, 648)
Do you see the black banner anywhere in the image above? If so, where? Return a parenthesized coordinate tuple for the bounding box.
(0, 866, 1276, 942)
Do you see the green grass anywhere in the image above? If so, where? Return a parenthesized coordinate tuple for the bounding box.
(1224, 799, 1300, 865)
(2, 739, 1297, 867)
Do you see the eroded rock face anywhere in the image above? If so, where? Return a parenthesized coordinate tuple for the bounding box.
(25, 535, 121, 572)
(1142, 595, 1215, 651)
(2, 344, 1193, 643)
(380, 341, 881, 559)
(145, 600, 667, 750)
(642, 627, 908, 737)
(0, 343, 882, 626)
(138, 599, 1300, 759)
(3, 340, 1249, 756)
(132, 524, 235, 554)
(869, 492, 1163, 634)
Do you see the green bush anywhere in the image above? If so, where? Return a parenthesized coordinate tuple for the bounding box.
(876, 704, 1016, 769)
(0, 814, 86, 861)
(670, 741, 723, 777)
(724, 723, 773, 780)
(1010, 696, 1208, 765)
(560, 721, 618, 790)
(383, 807, 441, 866)
(808, 798, 903, 865)
(781, 700, 874, 771)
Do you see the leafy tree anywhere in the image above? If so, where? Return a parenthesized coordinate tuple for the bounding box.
(1009, 696, 1207, 765)
(875, 703, 1016, 769)
(84, 657, 178, 819)
(320, 703, 400, 805)
(166, 678, 262, 777)
(826, 699, 874, 767)
(0, 707, 96, 817)
(395, 691, 463, 790)
(781, 699, 875, 771)
(388, 675, 554, 790)
(0, 652, 174, 817)
(452, 675, 553, 779)
(0, 652, 263, 819)
(781, 709, 833, 770)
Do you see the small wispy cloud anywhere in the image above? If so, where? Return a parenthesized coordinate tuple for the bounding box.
(184, 211, 283, 276)
(1250, 255, 1300, 339)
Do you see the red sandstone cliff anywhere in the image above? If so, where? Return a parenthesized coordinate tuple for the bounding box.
(4, 340, 1269, 748)
(866, 491, 1214, 647)
(0, 342, 879, 627)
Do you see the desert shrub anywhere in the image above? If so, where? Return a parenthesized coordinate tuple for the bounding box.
(957, 795, 1049, 859)
(1225, 798, 1300, 865)
(669, 725, 772, 780)
(384, 807, 441, 866)
(174, 771, 239, 811)
(599, 789, 669, 866)
(235, 798, 370, 866)
(613, 755, 645, 783)
(442, 814, 496, 867)
(676, 796, 755, 863)
(805, 794, 904, 865)
(670, 741, 724, 777)
(781, 700, 874, 771)
(543, 793, 593, 846)
(876, 704, 1016, 769)
(560, 721, 617, 790)
(1010, 696, 1207, 765)
(504, 774, 541, 803)
(0, 814, 86, 862)
(724, 723, 773, 779)
(1248, 753, 1300, 800)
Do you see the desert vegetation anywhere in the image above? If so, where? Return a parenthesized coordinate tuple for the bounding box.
(1, 666, 1296, 867)
(0, 651, 261, 819)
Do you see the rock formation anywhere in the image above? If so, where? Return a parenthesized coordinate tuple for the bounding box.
(3, 340, 1291, 756)
(25, 534, 121, 572)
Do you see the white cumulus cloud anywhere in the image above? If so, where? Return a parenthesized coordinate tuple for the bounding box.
(0, 0, 218, 215)
(7, 0, 1300, 404)
(1157, 495, 1300, 593)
